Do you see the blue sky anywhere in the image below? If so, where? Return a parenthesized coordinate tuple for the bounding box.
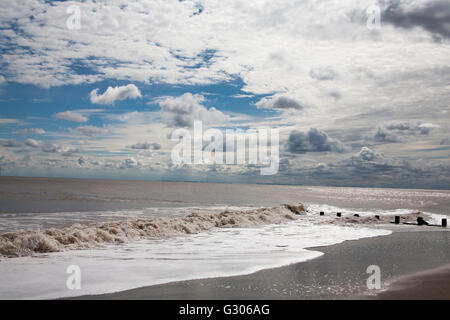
(0, 0, 450, 189)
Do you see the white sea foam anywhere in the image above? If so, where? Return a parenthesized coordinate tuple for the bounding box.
(0, 218, 391, 299)
(1, 203, 442, 299)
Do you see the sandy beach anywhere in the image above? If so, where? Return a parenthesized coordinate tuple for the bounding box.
(73, 229, 450, 300)
(373, 264, 450, 300)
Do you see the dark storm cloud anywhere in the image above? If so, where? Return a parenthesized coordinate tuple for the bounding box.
(287, 128, 348, 154)
(383, 0, 450, 39)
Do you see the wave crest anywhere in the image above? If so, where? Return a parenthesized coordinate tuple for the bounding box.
(0, 204, 306, 258)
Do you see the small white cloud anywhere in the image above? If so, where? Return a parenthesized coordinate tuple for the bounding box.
(358, 147, 381, 162)
(128, 142, 161, 150)
(15, 128, 46, 135)
(231, 94, 254, 98)
(89, 84, 142, 105)
(54, 111, 88, 123)
(74, 125, 107, 136)
(25, 138, 42, 148)
(418, 123, 439, 132)
(60, 147, 80, 157)
(0, 118, 21, 125)
(120, 157, 141, 169)
(71, 140, 90, 146)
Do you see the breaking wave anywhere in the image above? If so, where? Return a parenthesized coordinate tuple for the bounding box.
(0, 202, 436, 259)
(0, 204, 307, 258)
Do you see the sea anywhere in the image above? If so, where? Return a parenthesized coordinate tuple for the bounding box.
(0, 176, 449, 299)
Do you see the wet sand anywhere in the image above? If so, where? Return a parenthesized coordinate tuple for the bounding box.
(373, 264, 450, 300)
(75, 229, 450, 300)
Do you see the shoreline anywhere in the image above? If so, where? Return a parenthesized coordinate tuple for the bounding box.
(72, 229, 450, 300)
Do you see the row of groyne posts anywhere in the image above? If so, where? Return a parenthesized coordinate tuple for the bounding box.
(318, 211, 447, 228)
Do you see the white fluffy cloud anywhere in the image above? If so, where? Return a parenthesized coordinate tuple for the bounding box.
(357, 147, 382, 162)
(157, 93, 228, 127)
(89, 84, 142, 105)
(120, 157, 141, 169)
(54, 111, 88, 123)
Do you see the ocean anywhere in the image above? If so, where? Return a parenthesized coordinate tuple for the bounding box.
(0, 176, 449, 299)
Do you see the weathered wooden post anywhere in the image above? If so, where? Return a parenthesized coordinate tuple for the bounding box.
(417, 217, 428, 225)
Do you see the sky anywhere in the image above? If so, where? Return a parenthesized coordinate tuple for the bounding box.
(0, 0, 449, 189)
